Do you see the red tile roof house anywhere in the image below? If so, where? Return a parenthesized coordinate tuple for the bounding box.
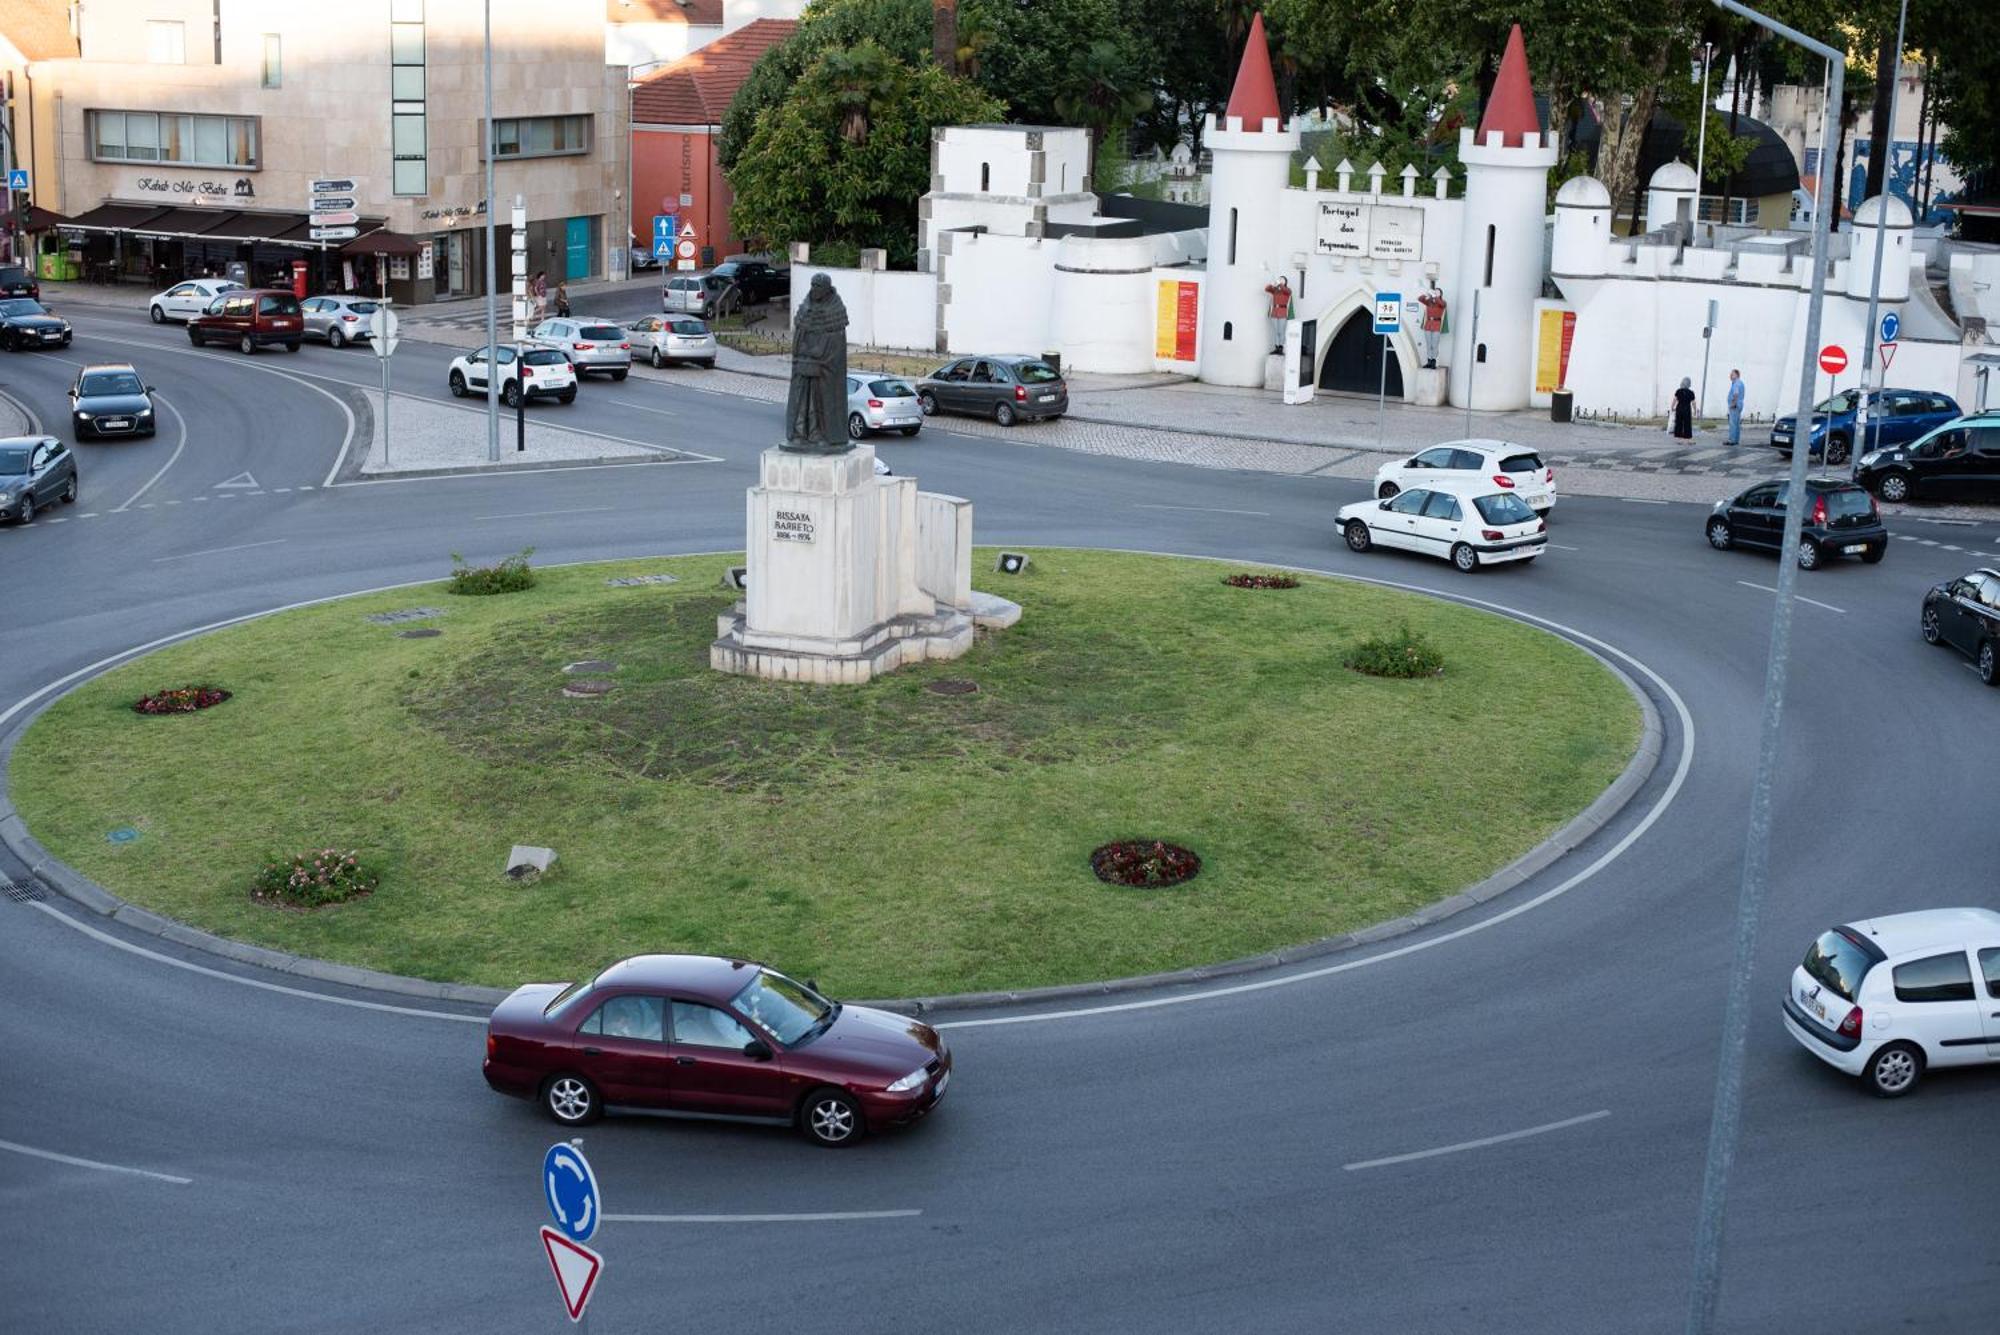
(628, 18, 796, 270)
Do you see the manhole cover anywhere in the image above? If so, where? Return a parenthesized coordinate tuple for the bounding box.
(924, 679, 980, 696)
(398, 628, 443, 639)
(562, 678, 616, 699)
(564, 660, 617, 674)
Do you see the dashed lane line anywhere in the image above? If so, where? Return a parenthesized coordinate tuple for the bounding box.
(1735, 580, 1846, 614)
(152, 538, 287, 563)
(603, 1210, 923, 1224)
(1342, 1110, 1612, 1172)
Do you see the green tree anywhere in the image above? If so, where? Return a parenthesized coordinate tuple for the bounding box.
(727, 41, 1004, 267)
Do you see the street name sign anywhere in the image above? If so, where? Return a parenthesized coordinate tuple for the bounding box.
(311, 211, 359, 227)
(539, 1227, 603, 1323)
(310, 226, 358, 241)
(1818, 344, 1847, 375)
(309, 178, 356, 195)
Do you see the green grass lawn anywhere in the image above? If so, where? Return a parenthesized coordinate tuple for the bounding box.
(11, 550, 1639, 997)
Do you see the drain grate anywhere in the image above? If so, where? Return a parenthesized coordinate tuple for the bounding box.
(0, 874, 48, 903)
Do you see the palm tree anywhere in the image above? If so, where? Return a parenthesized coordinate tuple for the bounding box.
(1054, 40, 1157, 171)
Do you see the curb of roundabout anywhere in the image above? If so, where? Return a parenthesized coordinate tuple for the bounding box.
(0, 555, 1667, 1017)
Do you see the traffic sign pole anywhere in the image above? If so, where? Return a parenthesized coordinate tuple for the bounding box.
(1372, 291, 1401, 450)
(541, 1141, 603, 1326)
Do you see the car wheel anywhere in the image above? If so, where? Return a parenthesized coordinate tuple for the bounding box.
(612, 369, 628, 382)
(448, 371, 467, 398)
(557, 391, 576, 404)
(1875, 471, 1911, 503)
(1796, 538, 1822, 571)
(1344, 520, 1372, 553)
(1706, 518, 1733, 550)
(542, 1074, 601, 1125)
(1826, 434, 1851, 466)
(848, 412, 868, 440)
(285, 340, 301, 353)
(918, 391, 937, 417)
(1860, 543, 1885, 565)
(799, 1087, 863, 1148)
(698, 359, 714, 370)
(149, 304, 166, 324)
(16, 493, 32, 524)
(994, 402, 1017, 427)
(62, 475, 78, 505)
(239, 334, 256, 356)
(1980, 640, 1999, 688)
(328, 327, 345, 349)
(188, 329, 203, 346)
(650, 346, 663, 368)
(899, 425, 920, 437)
(1377, 481, 1399, 500)
(503, 382, 522, 409)
(1451, 542, 1479, 573)
(1921, 607, 1942, 644)
(1864, 1042, 1923, 1098)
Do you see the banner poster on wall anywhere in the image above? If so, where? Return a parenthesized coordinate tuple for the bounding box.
(1534, 307, 1578, 394)
(1155, 280, 1200, 362)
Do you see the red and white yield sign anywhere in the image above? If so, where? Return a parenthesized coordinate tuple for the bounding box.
(540, 1226, 604, 1323)
(1818, 344, 1848, 375)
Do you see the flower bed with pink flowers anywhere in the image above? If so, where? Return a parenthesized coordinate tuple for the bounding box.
(1222, 572, 1299, 589)
(132, 685, 231, 715)
(251, 848, 380, 909)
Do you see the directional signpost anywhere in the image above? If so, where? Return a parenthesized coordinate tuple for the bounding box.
(540, 1141, 603, 1326)
(370, 305, 400, 466)
(1373, 291, 1401, 448)
(308, 177, 359, 244)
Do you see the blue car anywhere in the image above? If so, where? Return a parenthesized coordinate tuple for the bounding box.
(1771, 388, 1959, 464)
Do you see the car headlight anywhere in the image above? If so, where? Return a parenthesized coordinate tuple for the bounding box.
(886, 1066, 930, 1093)
(0, 492, 11, 505)
(76, 411, 93, 420)
(139, 407, 154, 417)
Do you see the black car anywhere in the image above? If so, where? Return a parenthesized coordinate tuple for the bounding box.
(0, 435, 79, 523)
(1921, 568, 2000, 685)
(70, 363, 158, 438)
(0, 296, 71, 351)
(1854, 412, 2000, 504)
(0, 264, 39, 300)
(1704, 476, 1887, 569)
(709, 258, 789, 308)
(917, 354, 1069, 427)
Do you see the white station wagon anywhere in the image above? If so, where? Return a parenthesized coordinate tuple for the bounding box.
(1374, 439, 1558, 515)
(1783, 907, 2000, 1097)
(1337, 478, 1547, 571)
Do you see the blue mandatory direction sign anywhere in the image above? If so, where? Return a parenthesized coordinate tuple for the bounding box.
(543, 1142, 602, 1245)
(1879, 311, 1900, 345)
(5, 168, 28, 192)
(1373, 291, 1402, 335)
(652, 214, 677, 261)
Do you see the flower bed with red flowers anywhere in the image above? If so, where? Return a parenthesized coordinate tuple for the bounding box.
(1222, 572, 1300, 589)
(1090, 840, 1202, 888)
(251, 848, 380, 909)
(132, 685, 231, 715)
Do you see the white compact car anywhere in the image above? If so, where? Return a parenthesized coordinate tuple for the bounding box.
(1338, 479, 1547, 571)
(446, 345, 577, 407)
(148, 278, 243, 324)
(1374, 440, 1558, 515)
(846, 374, 923, 439)
(1782, 908, 2000, 1098)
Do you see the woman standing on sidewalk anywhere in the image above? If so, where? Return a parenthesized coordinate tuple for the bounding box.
(1669, 376, 1695, 440)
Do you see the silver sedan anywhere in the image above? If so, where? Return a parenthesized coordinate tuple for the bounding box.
(626, 314, 717, 369)
(301, 295, 382, 348)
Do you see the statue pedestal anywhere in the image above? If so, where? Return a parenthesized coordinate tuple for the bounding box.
(1412, 365, 1449, 407)
(710, 446, 1017, 683)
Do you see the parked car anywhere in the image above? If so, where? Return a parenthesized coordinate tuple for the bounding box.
(1771, 388, 1959, 464)
(147, 277, 242, 323)
(1703, 477, 1887, 569)
(662, 272, 730, 318)
(625, 314, 716, 369)
(917, 355, 1068, 426)
(0, 263, 40, 300)
(629, 244, 661, 272)
(1338, 478, 1547, 571)
(1855, 411, 2000, 504)
(1782, 908, 2000, 1097)
(0, 435, 79, 523)
(530, 317, 632, 380)
(0, 297, 71, 351)
(446, 344, 576, 407)
(847, 374, 923, 439)
(1373, 439, 1557, 515)
(69, 364, 157, 439)
(708, 258, 789, 307)
(482, 953, 951, 1147)
(187, 289, 303, 353)
(301, 294, 381, 348)
(1920, 567, 2000, 685)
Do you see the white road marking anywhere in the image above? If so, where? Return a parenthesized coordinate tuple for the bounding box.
(152, 538, 287, 563)
(1133, 503, 1273, 517)
(1342, 1110, 1612, 1172)
(1548, 543, 1582, 551)
(77, 512, 98, 518)
(1942, 544, 1962, 552)
(602, 1210, 922, 1224)
(472, 505, 615, 522)
(0, 1135, 193, 1185)
(1618, 497, 1669, 505)
(109, 392, 188, 513)
(1734, 580, 1845, 614)
(214, 471, 259, 489)
(272, 486, 291, 493)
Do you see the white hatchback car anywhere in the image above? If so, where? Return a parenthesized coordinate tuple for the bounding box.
(1374, 439, 1558, 515)
(1337, 478, 1547, 571)
(148, 278, 242, 324)
(446, 345, 577, 407)
(1783, 908, 2000, 1098)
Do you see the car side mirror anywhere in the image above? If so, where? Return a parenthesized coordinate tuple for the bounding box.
(146, 385, 156, 393)
(1379, 499, 1393, 510)
(743, 1039, 773, 1061)
(805, 977, 820, 994)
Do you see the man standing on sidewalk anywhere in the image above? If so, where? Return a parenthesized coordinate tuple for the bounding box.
(1725, 369, 1745, 446)
(1263, 276, 1291, 353)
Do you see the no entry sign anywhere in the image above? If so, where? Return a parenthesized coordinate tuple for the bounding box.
(1818, 344, 1848, 375)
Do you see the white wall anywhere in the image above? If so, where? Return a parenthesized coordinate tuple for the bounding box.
(938, 231, 1058, 355)
(935, 126, 1091, 198)
(793, 264, 938, 352)
(1049, 235, 1158, 374)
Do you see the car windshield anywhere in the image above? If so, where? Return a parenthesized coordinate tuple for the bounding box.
(258, 295, 299, 316)
(0, 298, 49, 317)
(0, 447, 29, 474)
(669, 319, 707, 335)
(870, 379, 915, 397)
(524, 349, 567, 365)
(1813, 391, 1857, 415)
(1473, 493, 1536, 525)
(81, 372, 144, 396)
(1499, 452, 1543, 473)
(730, 969, 829, 1046)
(544, 978, 594, 1015)
(1820, 487, 1875, 519)
(579, 325, 623, 340)
(1803, 929, 1874, 1002)
(1015, 361, 1061, 384)
(348, 300, 380, 314)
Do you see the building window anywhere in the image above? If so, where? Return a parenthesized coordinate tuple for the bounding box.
(390, 1, 427, 196)
(1223, 321, 1233, 341)
(980, 162, 989, 192)
(1228, 208, 1238, 264)
(89, 111, 258, 168)
(262, 34, 281, 88)
(1483, 224, 1495, 286)
(489, 115, 593, 161)
(146, 20, 186, 64)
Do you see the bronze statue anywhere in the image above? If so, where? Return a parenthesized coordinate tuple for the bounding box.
(784, 273, 852, 453)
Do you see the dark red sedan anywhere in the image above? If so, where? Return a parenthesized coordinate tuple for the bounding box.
(483, 954, 951, 1147)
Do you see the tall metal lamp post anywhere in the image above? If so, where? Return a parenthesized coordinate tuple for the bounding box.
(482, 0, 500, 462)
(1852, 0, 1910, 466)
(1685, 5, 1841, 1332)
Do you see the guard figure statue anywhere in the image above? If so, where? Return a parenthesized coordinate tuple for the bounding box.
(784, 274, 852, 453)
(1417, 282, 1447, 369)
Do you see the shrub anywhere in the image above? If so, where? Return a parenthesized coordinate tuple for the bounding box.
(1091, 840, 1201, 888)
(1344, 623, 1445, 679)
(133, 685, 231, 715)
(252, 848, 380, 908)
(449, 547, 536, 596)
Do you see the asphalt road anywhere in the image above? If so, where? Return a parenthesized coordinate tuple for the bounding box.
(3, 308, 1997, 1334)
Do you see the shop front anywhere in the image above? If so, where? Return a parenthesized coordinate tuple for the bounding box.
(59, 202, 384, 293)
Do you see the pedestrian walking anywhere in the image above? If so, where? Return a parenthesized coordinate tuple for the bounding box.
(1670, 376, 1696, 440)
(531, 270, 548, 323)
(1725, 368, 1745, 445)
(554, 279, 571, 319)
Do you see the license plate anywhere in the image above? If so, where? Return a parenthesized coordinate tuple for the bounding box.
(1844, 544, 1866, 554)
(41, 331, 60, 340)
(102, 418, 130, 430)
(1038, 394, 1057, 402)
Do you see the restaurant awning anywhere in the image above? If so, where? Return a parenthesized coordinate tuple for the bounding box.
(131, 207, 243, 238)
(339, 228, 425, 257)
(0, 204, 71, 232)
(63, 203, 174, 233)
(57, 203, 382, 249)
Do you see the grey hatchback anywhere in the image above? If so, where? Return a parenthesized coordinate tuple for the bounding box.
(0, 435, 80, 523)
(917, 355, 1068, 427)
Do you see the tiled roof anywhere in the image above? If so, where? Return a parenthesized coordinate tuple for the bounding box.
(0, 0, 79, 61)
(631, 18, 798, 126)
(608, 0, 725, 27)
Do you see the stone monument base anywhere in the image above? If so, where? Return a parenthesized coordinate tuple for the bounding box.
(1412, 365, 1449, 407)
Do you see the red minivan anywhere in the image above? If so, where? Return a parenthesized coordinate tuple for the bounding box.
(188, 288, 304, 354)
(483, 954, 952, 1147)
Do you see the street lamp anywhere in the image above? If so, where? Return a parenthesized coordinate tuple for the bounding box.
(482, 0, 500, 461)
(1853, 0, 1910, 464)
(1694, 43, 1714, 223)
(1685, 7, 1842, 1333)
